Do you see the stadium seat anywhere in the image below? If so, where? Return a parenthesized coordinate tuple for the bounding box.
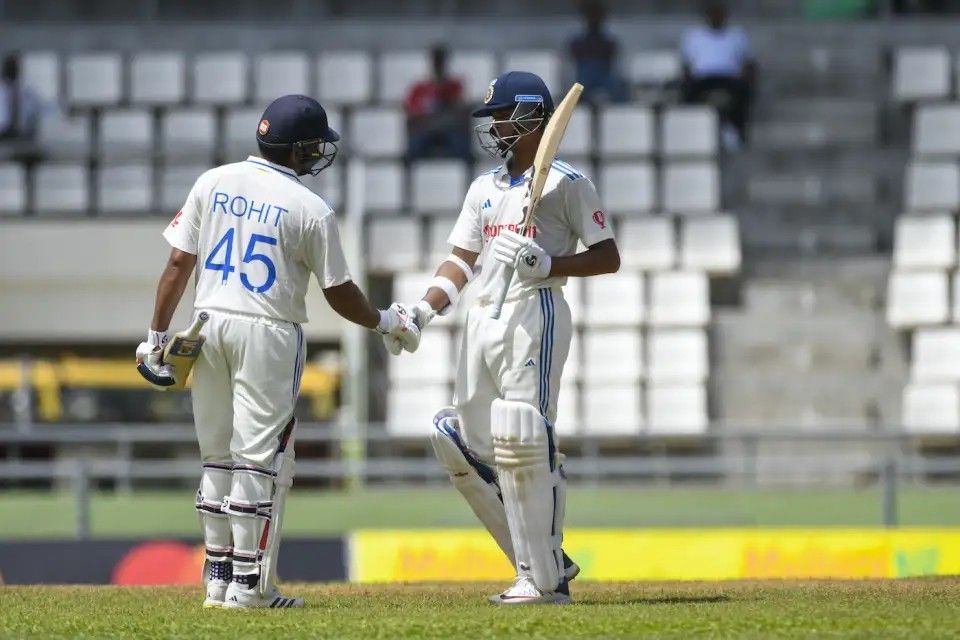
(362, 161, 404, 212)
(426, 216, 457, 264)
(598, 106, 654, 157)
(99, 109, 154, 161)
(911, 328, 960, 382)
(646, 329, 708, 383)
(618, 217, 675, 271)
(33, 164, 89, 215)
(661, 106, 718, 157)
(130, 52, 186, 106)
(582, 383, 643, 436)
(317, 51, 373, 106)
(646, 384, 708, 435)
(627, 50, 681, 87)
(503, 50, 560, 93)
(302, 163, 343, 211)
(159, 164, 205, 213)
(21, 51, 60, 105)
(662, 162, 720, 214)
(892, 214, 956, 270)
(254, 52, 310, 104)
(378, 50, 429, 104)
(558, 108, 593, 158)
(349, 108, 405, 157)
(886, 270, 949, 328)
(411, 160, 468, 214)
(584, 272, 645, 327)
(912, 104, 960, 157)
(648, 271, 710, 327)
(192, 52, 248, 105)
(680, 214, 742, 275)
(387, 383, 450, 437)
(583, 329, 643, 383)
(905, 161, 960, 212)
(449, 51, 497, 101)
(222, 107, 263, 160)
(0, 163, 27, 215)
(96, 164, 152, 215)
(367, 217, 421, 272)
(160, 108, 216, 162)
(902, 382, 960, 433)
(37, 112, 91, 160)
(599, 161, 656, 214)
(66, 53, 122, 107)
(892, 47, 950, 102)
(564, 279, 585, 326)
(389, 328, 453, 383)
(554, 380, 581, 438)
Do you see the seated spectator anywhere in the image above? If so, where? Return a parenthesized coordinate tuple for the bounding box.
(0, 53, 42, 143)
(569, 1, 628, 104)
(680, 1, 756, 150)
(404, 46, 471, 162)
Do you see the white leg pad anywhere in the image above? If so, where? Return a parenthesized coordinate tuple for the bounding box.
(492, 398, 562, 592)
(431, 408, 515, 567)
(196, 462, 234, 582)
(223, 465, 274, 578)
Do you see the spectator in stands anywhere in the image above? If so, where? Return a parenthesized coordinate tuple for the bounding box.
(680, 1, 756, 150)
(0, 53, 42, 143)
(569, 1, 628, 104)
(404, 45, 472, 162)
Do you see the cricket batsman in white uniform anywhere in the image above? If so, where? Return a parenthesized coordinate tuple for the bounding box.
(386, 71, 621, 604)
(136, 95, 420, 609)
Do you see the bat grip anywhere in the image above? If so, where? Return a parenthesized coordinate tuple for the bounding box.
(489, 266, 514, 320)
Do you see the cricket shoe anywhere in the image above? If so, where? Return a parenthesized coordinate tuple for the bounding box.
(487, 575, 572, 606)
(202, 579, 230, 608)
(223, 582, 304, 609)
(562, 551, 580, 582)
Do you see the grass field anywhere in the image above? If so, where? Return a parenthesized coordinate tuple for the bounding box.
(2, 486, 960, 538)
(4, 579, 960, 639)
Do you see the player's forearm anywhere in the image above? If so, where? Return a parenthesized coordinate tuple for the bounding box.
(548, 239, 620, 278)
(421, 247, 478, 312)
(322, 281, 380, 329)
(151, 250, 197, 332)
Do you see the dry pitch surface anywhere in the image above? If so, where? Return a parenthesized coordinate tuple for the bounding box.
(4, 578, 960, 639)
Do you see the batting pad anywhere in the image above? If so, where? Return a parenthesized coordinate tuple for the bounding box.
(431, 407, 515, 567)
(492, 398, 563, 592)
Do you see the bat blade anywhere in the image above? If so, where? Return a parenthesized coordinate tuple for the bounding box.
(162, 311, 210, 389)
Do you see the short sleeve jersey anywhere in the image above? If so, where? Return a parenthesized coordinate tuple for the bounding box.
(447, 159, 614, 303)
(162, 156, 352, 324)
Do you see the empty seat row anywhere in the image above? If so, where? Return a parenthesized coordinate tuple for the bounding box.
(558, 105, 718, 158)
(912, 103, 960, 157)
(887, 270, 960, 328)
(892, 47, 960, 103)
(892, 213, 960, 269)
(904, 161, 960, 212)
(903, 382, 960, 433)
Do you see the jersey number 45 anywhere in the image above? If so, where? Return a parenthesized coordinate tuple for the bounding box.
(204, 228, 278, 293)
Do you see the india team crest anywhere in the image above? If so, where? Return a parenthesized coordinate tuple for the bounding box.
(484, 79, 497, 104)
(258, 119, 270, 136)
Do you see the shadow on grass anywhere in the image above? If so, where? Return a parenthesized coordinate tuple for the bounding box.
(580, 595, 731, 606)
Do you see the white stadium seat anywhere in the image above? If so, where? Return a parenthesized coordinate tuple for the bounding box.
(21, 51, 60, 104)
(646, 384, 708, 435)
(367, 217, 421, 272)
(618, 217, 675, 271)
(160, 108, 216, 162)
(254, 52, 310, 104)
(449, 51, 497, 101)
(627, 50, 681, 86)
(903, 383, 960, 433)
(564, 280, 585, 326)
(96, 164, 152, 215)
(680, 214, 741, 275)
(911, 328, 960, 382)
(378, 51, 429, 104)
(317, 51, 373, 106)
(646, 329, 708, 383)
(349, 108, 405, 157)
(0, 163, 27, 215)
(99, 109, 153, 161)
(598, 106, 654, 157)
(192, 52, 248, 105)
(389, 328, 453, 384)
(362, 161, 404, 212)
(582, 384, 643, 436)
(222, 107, 263, 160)
(427, 216, 457, 264)
(411, 160, 468, 214)
(662, 161, 720, 214)
(558, 108, 593, 158)
(887, 270, 949, 328)
(66, 53, 122, 107)
(648, 271, 710, 327)
(130, 52, 186, 106)
(585, 272, 645, 327)
(892, 214, 956, 270)
(34, 164, 89, 215)
(503, 50, 560, 93)
(600, 161, 656, 215)
(387, 383, 450, 437)
(554, 380, 581, 438)
(583, 329, 643, 383)
(905, 161, 960, 212)
(893, 47, 950, 102)
(301, 163, 343, 211)
(160, 164, 206, 213)
(913, 104, 960, 157)
(37, 112, 91, 160)
(661, 106, 718, 157)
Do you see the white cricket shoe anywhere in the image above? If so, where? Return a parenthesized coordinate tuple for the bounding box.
(487, 575, 571, 606)
(202, 579, 230, 608)
(223, 582, 304, 609)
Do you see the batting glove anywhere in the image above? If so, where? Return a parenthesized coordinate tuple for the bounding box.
(376, 303, 421, 354)
(135, 329, 175, 391)
(491, 230, 552, 280)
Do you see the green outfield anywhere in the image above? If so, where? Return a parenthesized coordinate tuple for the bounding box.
(4, 579, 960, 639)
(1, 486, 959, 538)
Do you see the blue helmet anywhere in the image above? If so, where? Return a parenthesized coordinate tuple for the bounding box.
(472, 71, 554, 158)
(256, 94, 339, 176)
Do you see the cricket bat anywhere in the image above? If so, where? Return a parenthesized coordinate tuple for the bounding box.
(137, 312, 209, 389)
(489, 82, 584, 320)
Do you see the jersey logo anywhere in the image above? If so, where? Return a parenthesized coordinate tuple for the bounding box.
(592, 210, 606, 230)
(481, 198, 492, 210)
(524, 358, 536, 367)
(169, 210, 183, 227)
(258, 119, 270, 136)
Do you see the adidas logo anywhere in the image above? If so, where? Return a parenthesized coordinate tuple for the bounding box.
(229, 596, 238, 602)
(481, 198, 492, 210)
(524, 358, 536, 367)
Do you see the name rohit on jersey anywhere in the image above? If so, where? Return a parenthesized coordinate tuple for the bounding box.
(483, 223, 538, 240)
(211, 191, 288, 227)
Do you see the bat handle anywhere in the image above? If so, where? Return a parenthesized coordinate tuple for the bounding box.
(489, 267, 514, 320)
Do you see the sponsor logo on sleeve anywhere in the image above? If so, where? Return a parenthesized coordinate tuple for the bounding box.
(592, 210, 606, 230)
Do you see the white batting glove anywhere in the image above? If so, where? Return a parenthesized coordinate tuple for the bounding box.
(376, 303, 421, 354)
(491, 230, 552, 281)
(381, 301, 435, 355)
(135, 329, 175, 391)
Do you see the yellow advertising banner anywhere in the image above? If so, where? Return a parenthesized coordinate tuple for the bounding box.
(349, 528, 960, 582)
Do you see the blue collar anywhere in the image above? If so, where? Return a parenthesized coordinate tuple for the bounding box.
(494, 164, 532, 190)
(246, 156, 302, 183)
